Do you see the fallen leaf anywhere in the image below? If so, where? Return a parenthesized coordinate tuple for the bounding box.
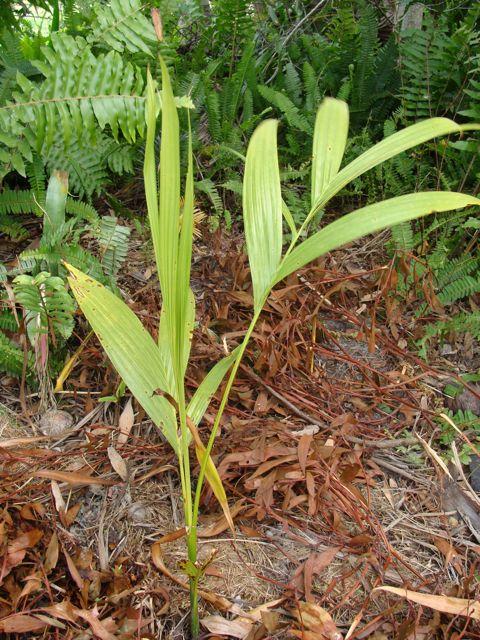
(76, 607, 118, 640)
(63, 502, 82, 527)
(199, 500, 246, 538)
(42, 600, 78, 623)
(201, 599, 283, 639)
(32, 614, 66, 630)
(18, 571, 42, 599)
(62, 546, 84, 591)
(0, 614, 48, 633)
(298, 434, 313, 476)
(7, 528, 43, 554)
(373, 586, 480, 620)
(118, 398, 134, 446)
(304, 548, 339, 602)
(51, 480, 66, 513)
(44, 532, 59, 573)
(293, 602, 342, 640)
(107, 446, 129, 481)
(34, 470, 114, 485)
(151, 540, 234, 612)
(201, 614, 251, 639)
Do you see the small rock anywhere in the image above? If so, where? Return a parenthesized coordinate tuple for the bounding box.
(440, 343, 457, 356)
(470, 455, 480, 494)
(38, 409, 74, 437)
(127, 502, 148, 523)
(451, 385, 480, 415)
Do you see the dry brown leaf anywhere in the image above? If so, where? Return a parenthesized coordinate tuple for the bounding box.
(0, 436, 50, 448)
(51, 480, 66, 513)
(304, 548, 339, 602)
(298, 434, 313, 476)
(293, 602, 342, 640)
(118, 398, 134, 447)
(33, 614, 66, 630)
(0, 614, 48, 633)
(18, 571, 42, 599)
(62, 546, 84, 591)
(44, 532, 59, 573)
(63, 502, 82, 527)
(151, 541, 234, 612)
(201, 615, 252, 639)
(42, 600, 78, 623)
(373, 586, 480, 620)
(198, 500, 246, 538)
(19, 502, 46, 520)
(8, 528, 43, 554)
(76, 607, 118, 640)
(201, 599, 283, 639)
(35, 469, 114, 485)
(107, 446, 128, 481)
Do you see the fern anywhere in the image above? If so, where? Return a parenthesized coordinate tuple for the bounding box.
(0, 330, 30, 379)
(417, 311, 480, 358)
(87, 0, 157, 56)
(0, 33, 145, 178)
(391, 222, 415, 252)
(196, 179, 223, 216)
(13, 272, 76, 340)
(94, 215, 131, 280)
(437, 276, 480, 306)
(257, 84, 312, 133)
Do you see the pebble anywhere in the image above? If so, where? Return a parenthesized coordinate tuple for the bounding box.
(38, 409, 74, 437)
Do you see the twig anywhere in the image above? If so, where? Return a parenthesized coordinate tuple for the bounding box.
(240, 365, 329, 424)
(371, 456, 431, 485)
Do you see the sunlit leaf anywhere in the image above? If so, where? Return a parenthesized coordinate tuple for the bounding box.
(187, 347, 240, 426)
(310, 119, 480, 218)
(66, 264, 178, 450)
(277, 192, 480, 282)
(243, 119, 283, 310)
(311, 98, 349, 207)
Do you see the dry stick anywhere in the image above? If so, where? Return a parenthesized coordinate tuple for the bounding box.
(240, 364, 418, 448)
(240, 364, 329, 423)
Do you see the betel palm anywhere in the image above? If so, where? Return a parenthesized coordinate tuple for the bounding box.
(66, 59, 480, 636)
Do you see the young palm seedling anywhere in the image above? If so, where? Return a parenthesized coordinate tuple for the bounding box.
(66, 58, 479, 636)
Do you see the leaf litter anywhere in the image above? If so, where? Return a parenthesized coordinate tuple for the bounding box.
(0, 227, 480, 638)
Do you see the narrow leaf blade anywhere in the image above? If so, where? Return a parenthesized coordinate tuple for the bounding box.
(312, 119, 480, 214)
(311, 98, 349, 207)
(277, 192, 480, 282)
(66, 265, 178, 450)
(243, 119, 282, 309)
(187, 347, 240, 426)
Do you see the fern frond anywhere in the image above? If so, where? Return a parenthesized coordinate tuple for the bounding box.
(196, 179, 223, 216)
(87, 0, 157, 55)
(438, 276, 480, 306)
(257, 84, 312, 133)
(0, 330, 29, 378)
(391, 222, 414, 251)
(94, 215, 130, 279)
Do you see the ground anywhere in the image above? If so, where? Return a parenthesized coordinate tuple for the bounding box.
(1, 224, 480, 639)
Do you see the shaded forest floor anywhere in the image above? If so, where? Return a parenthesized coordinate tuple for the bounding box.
(1, 223, 480, 639)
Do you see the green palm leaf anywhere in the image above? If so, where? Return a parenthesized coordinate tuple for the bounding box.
(66, 264, 178, 450)
(243, 119, 283, 310)
(311, 98, 349, 207)
(277, 192, 480, 282)
(309, 118, 480, 219)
